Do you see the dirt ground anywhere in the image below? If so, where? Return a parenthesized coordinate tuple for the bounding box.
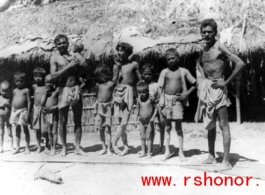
(0, 122, 265, 195)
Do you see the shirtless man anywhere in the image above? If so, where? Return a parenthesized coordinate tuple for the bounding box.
(47, 34, 87, 157)
(112, 42, 142, 156)
(197, 19, 246, 171)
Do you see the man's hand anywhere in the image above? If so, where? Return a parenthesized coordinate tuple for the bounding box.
(178, 91, 190, 101)
(69, 56, 81, 68)
(114, 54, 122, 67)
(211, 79, 226, 89)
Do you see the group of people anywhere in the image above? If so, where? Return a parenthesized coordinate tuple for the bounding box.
(0, 19, 245, 171)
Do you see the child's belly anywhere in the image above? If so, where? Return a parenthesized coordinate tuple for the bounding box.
(139, 107, 154, 124)
(45, 98, 58, 110)
(12, 97, 27, 109)
(0, 107, 10, 117)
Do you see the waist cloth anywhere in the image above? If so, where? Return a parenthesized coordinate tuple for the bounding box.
(58, 86, 80, 109)
(10, 107, 28, 126)
(94, 101, 112, 127)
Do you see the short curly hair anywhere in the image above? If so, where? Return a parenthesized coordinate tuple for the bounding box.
(200, 19, 218, 33)
(141, 63, 155, 74)
(94, 64, 112, 83)
(14, 71, 26, 81)
(116, 42, 133, 56)
(33, 67, 46, 77)
(54, 34, 69, 45)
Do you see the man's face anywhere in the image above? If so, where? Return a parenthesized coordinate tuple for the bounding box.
(201, 26, 216, 43)
(117, 47, 128, 61)
(142, 70, 153, 84)
(56, 38, 69, 54)
(34, 74, 44, 85)
(0, 84, 10, 98)
(15, 78, 25, 89)
(166, 54, 179, 68)
(138, 87, 149, 101)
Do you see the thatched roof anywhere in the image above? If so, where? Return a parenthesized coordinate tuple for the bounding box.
(1, 0, 265, 63)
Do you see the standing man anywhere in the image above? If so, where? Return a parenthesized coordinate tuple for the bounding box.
(197, 19, 245, 171)
(48, 34, 87, 157)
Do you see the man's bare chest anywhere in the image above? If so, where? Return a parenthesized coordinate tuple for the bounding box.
(121, 64, 135, 74)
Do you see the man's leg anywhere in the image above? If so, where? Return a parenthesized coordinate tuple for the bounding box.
(72, 99, 86, 156)
(59, 106, 69, 157)
(0, 117, 4, 153)
(162, 118, 171, 161)
(118, 109, 130, 156)
(175, 120, 187, 161)
(202, 125, 217, 164)
(216, 106, 231, 171)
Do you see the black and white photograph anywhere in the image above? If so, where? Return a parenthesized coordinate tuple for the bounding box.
(0, 0, 264, 194)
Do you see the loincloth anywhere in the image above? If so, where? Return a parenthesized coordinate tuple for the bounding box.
(58, 86, 80, 109)
(9, 107, 28, 126)
(46, 106, 58, 126)
(113, 84, 134, 118)
(199, 78, 231, 130)
(159, 94, 183, 120)
(32, 105, 47, 133)
(94, 101, 112, 127)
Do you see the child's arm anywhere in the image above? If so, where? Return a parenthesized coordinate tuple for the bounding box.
(150, 104, 158, 122)
(178, 70, 197, 101)
(135, 99, 140, 125)
(134, 62, 142, 83)
(112, 64, 121, 86)
(26, 89, 31, 123)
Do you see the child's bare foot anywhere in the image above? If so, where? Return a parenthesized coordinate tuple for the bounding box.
(214, 162, 232, 172)
(60, 148, 67, 157)
(138, 151, 146, 158)
(146, 153, 152, 159)
(119, 147, 129, 156)
(49, 149, 56, 156)
(75, 148, 87, 156)
(179, 152, 187, 162)
(202, 156, 217, 164)
(161, 152, 171, 161)
(106, 151, 112, 156)
(36, 147, 41, 153)
(98, 149, 107, 155)
(44, 147, 50, 154)
(12, 148, 20, 155)
(112, 145, 121, 154)
(24, 148, 30, 154)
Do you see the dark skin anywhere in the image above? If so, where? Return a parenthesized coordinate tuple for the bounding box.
(112, 47, 142, 156)
(49, 37, 87, 157)
(199, 25, 246, 171)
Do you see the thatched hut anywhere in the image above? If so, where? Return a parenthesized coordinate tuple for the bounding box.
(1, 0, 265, 131)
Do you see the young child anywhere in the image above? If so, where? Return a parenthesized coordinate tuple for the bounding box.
(0, 80, 13, 153)
(94, 65, 114, 156)
(136, 81, 157, 159)
(112, 42, 142, 156)
(45, 74, 59, 156)
(141, 63, 164, 154)
(32, 67, 50, 153)
(11, 72, 31, 154)
(158, 48, 196, 161)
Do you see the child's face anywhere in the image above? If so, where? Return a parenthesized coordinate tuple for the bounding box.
(34, 74, 44, 85)
(14, 78, 25, 89)
(142, 70, 153, 83)
(138, 87, 149, 101)
(166, 54, 179, 68)
(0, 84, 10, 98)
(117, 47, 128, 61)
(201, 26, 216, 43)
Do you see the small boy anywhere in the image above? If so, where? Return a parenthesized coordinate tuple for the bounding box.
(112, 42, 142, 156)
(94, 65, 114, 156)
(0, 80, 13, 153)
(141, 63, 164, 154)
(136, 81, 157, 159)
(32, 67, 50, 153)
(45, 74, 59, 156)
(11, 72, 31, 154)
(158, 48, 196, 161)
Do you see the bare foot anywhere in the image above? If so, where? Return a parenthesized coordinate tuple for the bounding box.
(98, 149, 107, 155)
(138, 151, 146, 158)
(49, 149, 56, 156)
(24, 148, 30, 154)
(161, 153, 171, 161)
(75, 148, 87, 156)
(106, 151, 112, 156)
(12, 148, 20, 155)
(179, 152, 187, 162)
(119, 147, 129, 157)
(35, 147, 41, 154)
(112, 145, 121, 155)
(146, 153, 152, 159)
(214, 162, 232, 172)
(0, 147, 3, 153)
(202, 156, 217, 164)
(60, 148, 67, 157)
(44, 147, 50, 154)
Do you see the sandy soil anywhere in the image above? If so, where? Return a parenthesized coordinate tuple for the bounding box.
(0, 122, 264, 195)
